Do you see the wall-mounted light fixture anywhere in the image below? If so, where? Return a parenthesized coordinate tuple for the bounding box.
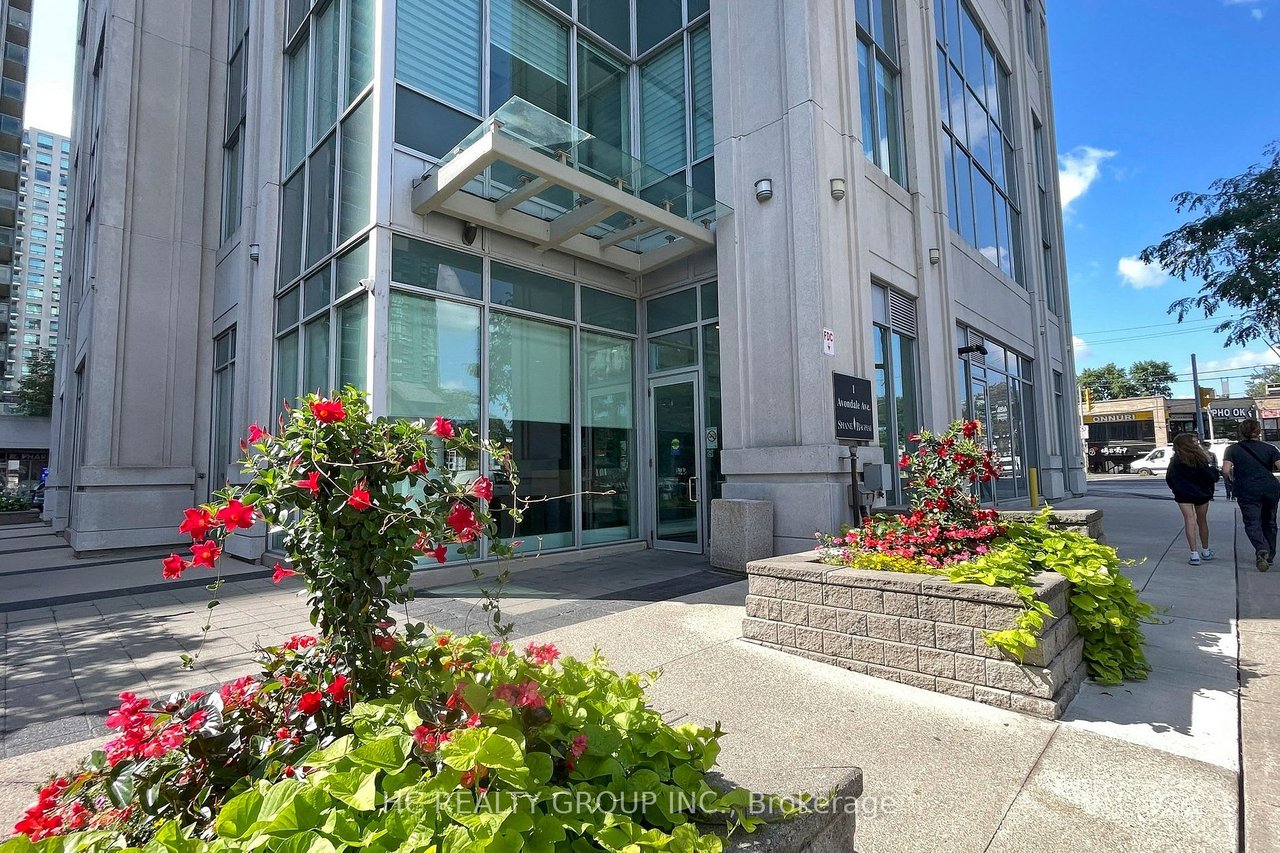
(929, 248, 941, 265)
(829, 178, 846, 201)
(248, 243, 261, 263)
(957, 343, 989, 357)
(462, 221, 479, 245)
(754, 178, 774, 202)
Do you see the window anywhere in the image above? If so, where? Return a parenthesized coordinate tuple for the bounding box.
(30, 228, 46, 240)
(489, 0, 570, 120)
(35, 151, 52, 166)
(1034, 118, 1058, 314)
(937, 0, 1022, 282)
(856, 0, 906, 185)
(1053, 371, 1070, 462)
(32, 214, 47, 226)
(25, 304, 41, 316)
(35, 168, 51, 183)
(24, 319, 40, 331)
(872, 285, 920, 504)
(37, 134, 53, 149)
(25, 288, 42, 299)
(211, 328, 237, 489)
(22, 334, 37, 345)
(1024, 1, 1040, 70)
(956, 327, 1037, 502)
(222, 0, 249, 241)
(397, 0, 483, 114)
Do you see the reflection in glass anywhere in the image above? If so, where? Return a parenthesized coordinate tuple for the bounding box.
(647, 288, 697, 332)
(338, 97, 373, 244)
(312, 0, 339, 141)
(582, 286, 637, 333)
(640, 44, 687, 176)
(579, 0, 630, 53)
(490, 0, 570, 120)
(305, 135, 336, 268)
(581, 332, 635, 544)
(578, 42, 630, 153)
(391, 236, 483, 300)
(490, 262, 574, 319)
(638, 0, 682, 54)
(396, 0, 483, 114)
(337, 296, 368, 390)
(303, 314, 330, 395)
(489, 312, 574, 551)
(653, 380, 699, 545)
(276, 331, 299, 414)
(648, 328, 698, 373)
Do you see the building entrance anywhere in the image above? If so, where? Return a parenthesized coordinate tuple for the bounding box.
(649, 372, 704, 553)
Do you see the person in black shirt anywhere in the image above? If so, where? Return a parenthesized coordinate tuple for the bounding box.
(1165, 433, 1219, 565)
(1223, 418, 1280, 572)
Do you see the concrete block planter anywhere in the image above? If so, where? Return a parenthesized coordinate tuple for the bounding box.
(742, 553, 1086, 719)
(723, 768, 863, 852)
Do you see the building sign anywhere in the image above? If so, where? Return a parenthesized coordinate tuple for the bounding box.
(822, 328, 835, 356)
(1082, 411, 1154, 424)
(1209, 405, 1257, 419)
(832, 373, 875, 441)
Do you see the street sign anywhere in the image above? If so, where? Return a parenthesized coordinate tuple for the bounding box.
(822, 328, 835, 356)
(1082, 411, 1154, 424)
(832, 373, 875, 441)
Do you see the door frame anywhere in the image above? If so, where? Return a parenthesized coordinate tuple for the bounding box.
(647, 370, 704, 553)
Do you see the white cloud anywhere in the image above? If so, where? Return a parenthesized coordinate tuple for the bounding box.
(1117, 255, 1171, 289)
(1253, 8, 1265, 19)
(1058, 146, 1116, 213)
(1073, 336, 1091, 361)
(1196, 348, 1280, 374)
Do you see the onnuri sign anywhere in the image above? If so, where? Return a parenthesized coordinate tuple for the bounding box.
(833, 372, 875, 441)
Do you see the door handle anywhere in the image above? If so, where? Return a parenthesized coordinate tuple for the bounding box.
(688, 475, 698, 503)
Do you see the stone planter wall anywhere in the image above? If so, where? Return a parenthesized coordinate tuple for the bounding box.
(742, 554, 1086, 719)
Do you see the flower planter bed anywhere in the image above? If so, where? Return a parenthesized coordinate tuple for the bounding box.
(742, 554, 1086, 720)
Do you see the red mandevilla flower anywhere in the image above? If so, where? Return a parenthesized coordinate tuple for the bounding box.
(296, 691, 324, 716)
(409, 458, 429, 475)
(294, 470, 321, 496)
(471, 476, 494, 501)
(178, 507, 215, 540)
(247, 423, 267, 443)
(272, 563, 298, 584)
(326, 674, 351, 703)
(431, 416, 454, 438)
(447, 503, 481, 543)
(347, 484, 372, 511)
(190, 540, 221, 569)
(162, 554, 191, 580)
(216, 499, 256, 531)
(310, 399, 347, 423)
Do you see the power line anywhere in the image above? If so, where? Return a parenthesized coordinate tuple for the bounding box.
(1073, 314, 1244, 336)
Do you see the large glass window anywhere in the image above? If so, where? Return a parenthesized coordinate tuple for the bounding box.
(579, 0, 630, 52)
(581, 331, 636, 543)
(392, 235, 484, 299)
(397, 0, 483, 114)
(388, 290, 482, 425)
(221, 0, 249, 242)
(489, 312, 574, 552)
(640, 43, 687, 176)
(338, 97, 373, 243)
(578, 41, 630, 152)
(856, 0, 905, 186)
(1034, 118, 1059, 315)
(957, 326, 1036, 503)
(937, 0, 1021, 282)
(490, 0, 570, 119)
(211, 327, 237, 490)
(872, 285, 920, 504)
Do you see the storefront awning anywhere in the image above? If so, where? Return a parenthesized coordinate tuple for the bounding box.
(411, 98, 729, 276)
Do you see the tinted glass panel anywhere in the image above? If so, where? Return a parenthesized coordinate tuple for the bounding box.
(490, 0, 570, 118)
(391, 235, 483, 300)
(396, 0, 483, 114)
(490, 262, 574, 319)
(637, 0, 682, 53)
(646, 288, 697, 332)
(305, 135, 336, 268)
(579, 0, 631, 52)
(582, 331, 636, 544)
(388, 291, 482, 421)
(582, 286, 637, 333)
(395, 87, 481, 159)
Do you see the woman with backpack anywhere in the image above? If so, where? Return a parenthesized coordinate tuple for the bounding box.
(1165, 433, 1219, 565)
(1223, 418, 1280, 572)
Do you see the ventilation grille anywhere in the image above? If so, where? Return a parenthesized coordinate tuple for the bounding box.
(888, 290, 918, 336)
(965, 328, 986, 357)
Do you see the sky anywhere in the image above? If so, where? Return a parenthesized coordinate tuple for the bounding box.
(19, 0, 1280, 398)
(1048, 0, 1280, 398)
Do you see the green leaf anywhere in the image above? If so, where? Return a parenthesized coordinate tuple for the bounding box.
(215, 788, 265, 839)
(349, 735, 411, 773)
(273, 832, 338, 853)
(323, 769, 380, 811)
(106, 773, 135, 809)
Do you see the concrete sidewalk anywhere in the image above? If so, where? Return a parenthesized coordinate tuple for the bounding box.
(0, 488, 1269, 850)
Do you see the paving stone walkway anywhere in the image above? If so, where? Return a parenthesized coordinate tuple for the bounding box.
(0, 538, 730, 757)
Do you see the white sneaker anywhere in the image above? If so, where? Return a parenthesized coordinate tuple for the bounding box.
(1200, 549, 1215, 561)
(1189, 553, 1201, 566)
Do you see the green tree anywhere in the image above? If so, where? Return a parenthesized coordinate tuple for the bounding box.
(1078, 363, 1138, 401)
(17, 349, 56, 416)
(1140, 142, 1280, 348)
(1128, 360, 1178, 398)
(1247, 365, 1280, 398)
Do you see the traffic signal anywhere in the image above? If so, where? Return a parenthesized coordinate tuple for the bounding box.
(1082, 388, 1092, 411)
(1199, 387, 1215, 408)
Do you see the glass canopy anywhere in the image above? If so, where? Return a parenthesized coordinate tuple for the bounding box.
(412, 98, 729, 275)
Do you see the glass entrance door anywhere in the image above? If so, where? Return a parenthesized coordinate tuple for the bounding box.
(650, 373, 703, 552)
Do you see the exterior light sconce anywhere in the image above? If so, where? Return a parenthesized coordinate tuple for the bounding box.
(830, 178, 846, 200)
(929, 248, 941, 265)
(754, 178, 774, 202)
(462, 221, 479, 245)
(957, 343, 989, 357)
(248, 243, 260, 262)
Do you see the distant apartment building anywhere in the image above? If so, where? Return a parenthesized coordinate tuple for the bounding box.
(4, 128, 69, 413)
(0, 0, 30, 308)
(48, 0, 1084, 554)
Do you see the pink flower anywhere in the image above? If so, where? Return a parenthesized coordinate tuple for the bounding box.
(523, 642, 560, 666)
(431, 416, 454, 438)
(272, 563, 298, 584)
(471, 476, 494, 501)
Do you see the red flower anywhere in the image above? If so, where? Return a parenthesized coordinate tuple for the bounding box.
(162, 554, 191, 580)
(296, 691, 324, 716)
(215, 499, 256, 531)
(471, 476, 494, 501)
(373, 634, 397, 652)
(272, 563, 298, 584)
(524, 642, 560, 666)
(178, 507, 215, 540)
(310, 399, 347, 423)
(190, 540, 221, 569)
(347, 484, 372, 511)
(898, 454, 911, 470)
(325, 675, 351, 703)
(431, 416, 454, 438)
(962, 420, 979, 438)
(283, 635, 317, 651)
(409, 458, 429, 475)
(247, 423, 267, 443)
(415, 534, 449, 564)
(294, 470, 321, 496)
(447, 503, 481, 543)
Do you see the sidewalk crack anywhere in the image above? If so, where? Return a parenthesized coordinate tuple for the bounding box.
(981, 726, 1059, 852)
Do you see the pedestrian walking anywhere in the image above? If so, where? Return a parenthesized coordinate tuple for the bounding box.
(1165, 433, 1219, 565)
(1223, 418, 1280, 572)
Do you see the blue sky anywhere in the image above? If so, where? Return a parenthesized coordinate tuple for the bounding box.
(23, 0, 1280, 396)
(1049, 0, 1280, 397)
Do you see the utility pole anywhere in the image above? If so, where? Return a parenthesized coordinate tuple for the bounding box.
(1191, 353, 1204, 439)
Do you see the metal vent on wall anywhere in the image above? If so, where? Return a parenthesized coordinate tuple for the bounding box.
(888, 290, 918, 337)
(964, 328, 986, 357)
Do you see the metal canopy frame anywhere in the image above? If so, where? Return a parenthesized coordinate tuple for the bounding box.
(410, 99, 727, 277)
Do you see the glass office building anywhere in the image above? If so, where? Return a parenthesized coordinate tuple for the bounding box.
(48, 0, 1084, 556)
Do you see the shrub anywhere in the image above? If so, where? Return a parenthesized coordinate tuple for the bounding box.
(5, 634, 777, 851)
(0, 494, 32, 512)
(819, 419, 1154, 686)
